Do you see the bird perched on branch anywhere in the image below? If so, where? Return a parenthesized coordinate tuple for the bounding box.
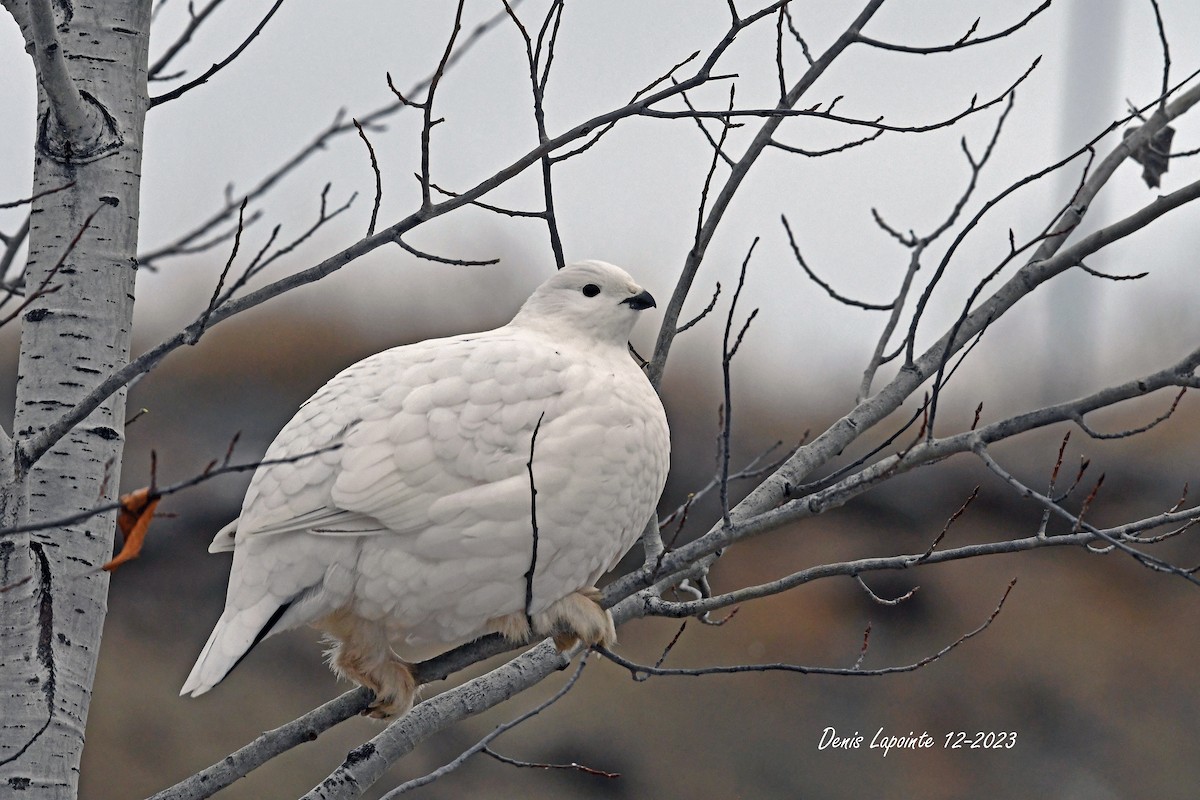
(181, 260, 670, 718)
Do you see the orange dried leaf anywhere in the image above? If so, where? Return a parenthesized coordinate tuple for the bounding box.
(104, 487, 160, 572)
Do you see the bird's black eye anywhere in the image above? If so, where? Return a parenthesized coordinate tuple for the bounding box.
(581, 283, 601, 297)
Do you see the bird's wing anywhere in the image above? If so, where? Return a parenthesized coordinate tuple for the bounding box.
(218, 332, 569, 547)
(328, 333, 569, 533)
(208, 507, 386, 553)
(211, 349, 402, 549)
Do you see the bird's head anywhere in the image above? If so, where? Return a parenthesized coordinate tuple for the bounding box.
(511, 260, 657, 346)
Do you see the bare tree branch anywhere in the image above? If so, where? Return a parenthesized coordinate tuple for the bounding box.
(146, 688, 370, 800)
(768, 126, 884, 157)
(1149, 0, 1172, 108)
(147, 0, 228, 80)
(675, 281, 722, 334)
(300, 640, 578, 800)
(395, 238, 499, 267)
(21, 6, 800, 470)
(781, 214, 894, 310)
(503, 0, 568, 268)
(972, 442, 1199, 584)
(524, 412, 546, 628)
(0, 181, 76, 211)
(377, 658, 589, 797)
(148, 0, 287, 107)
(0, 202, 106, 328)
(0, 442, 340, 543)
(855, 1, 1053, 54)
(416, 0, 468, 211)
(1074, 387, 1187, 440)
(48, 2, 1200, 796)
(352, 119, 382, 237)
(613, 345, 1200, 603)
(139, 4, 521, 268)
(0, 214, 31, 296)
(27, 0, 94, 141)
(648, 0, 889, 388)
(601, 578, 1016, 677)
(480, 747, 619, 780)
(718, 240, 760, 526)
(637, 56, 1039, 134)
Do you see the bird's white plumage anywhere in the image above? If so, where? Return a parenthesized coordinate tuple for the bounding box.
(182, 261, 670, 705)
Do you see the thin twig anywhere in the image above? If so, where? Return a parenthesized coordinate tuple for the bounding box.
(638, 58, 1039, 133)
(719, 240, 760, 527)
(1148, 0, 1171, 109)
(481, 747, 619, 780)
(973, 441, 1200, 585)
(676, 281, 722, 334)
(0, 203, 107, 328)
(376, 657, 589, 798)
(648, 0, 892, 389)
(769, 127, 884, 157)
(600, 579, 1017, 679)
(854, 575, 917, 605)
(147, 0, 227, 80)
(503, 0, 567, 267)
(0, 180, 77, 210)
(909, 486, 980, 564)
(352, 118, 382, 237)
(0, 443, 340, 541)
(524, 412, 547, 628)
(195, 198, 247, 336)
(395, 239, 498, 267)
(855, 1, 1052, 53)
(418, 0, 468, 210)
(1077, 262, 1149, 281)
(1074, 387, 1186, 440)
(149, 0, 287, 107)
(140, 4, 519, 268)
(782, 215, 893, 310)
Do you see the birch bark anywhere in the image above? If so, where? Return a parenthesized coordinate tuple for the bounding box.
(0, 1, 150, 797)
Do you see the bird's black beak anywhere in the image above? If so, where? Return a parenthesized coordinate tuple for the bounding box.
(622, 290, 656, 311)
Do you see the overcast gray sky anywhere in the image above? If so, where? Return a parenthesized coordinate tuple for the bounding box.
(2, 0, 1199, 412)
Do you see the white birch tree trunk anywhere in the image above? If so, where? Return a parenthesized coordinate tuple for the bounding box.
(0, 1, 150, 797)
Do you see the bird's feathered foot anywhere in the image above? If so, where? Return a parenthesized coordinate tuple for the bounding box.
(488, 588, 616, 650)
(543, 587, 615, 650)
(487, 610, 534, 642)
(319, 612, 417, 719)
(328, 640, 416, 719)
(545, 587, 615, 650)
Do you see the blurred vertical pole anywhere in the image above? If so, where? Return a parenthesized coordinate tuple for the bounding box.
(1041, 0, 1124, 400)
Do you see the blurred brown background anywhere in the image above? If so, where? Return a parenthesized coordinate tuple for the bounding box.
(3, 1, 1200, 797)
(59, 306, 1200, 800)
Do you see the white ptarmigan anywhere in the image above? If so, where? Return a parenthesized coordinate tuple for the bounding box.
(181, 261, 670, 717)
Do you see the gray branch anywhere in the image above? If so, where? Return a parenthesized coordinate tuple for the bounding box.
(123, 4, 1200, 798)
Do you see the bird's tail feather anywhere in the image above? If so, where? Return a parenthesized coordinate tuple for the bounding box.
(180, 597, 295, 697)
